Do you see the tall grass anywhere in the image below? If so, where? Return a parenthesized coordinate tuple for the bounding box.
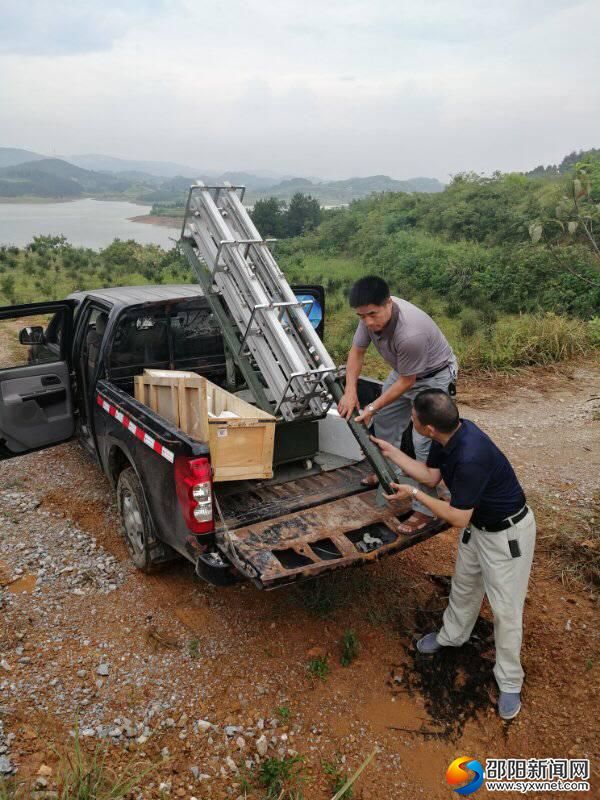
(0, 726, 155, 800)
(454, 313, 592, 372)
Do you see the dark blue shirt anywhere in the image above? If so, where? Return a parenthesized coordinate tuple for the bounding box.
(426, 419, 526, 527)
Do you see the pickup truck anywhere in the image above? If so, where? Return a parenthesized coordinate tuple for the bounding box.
(0, 284, 446, 589)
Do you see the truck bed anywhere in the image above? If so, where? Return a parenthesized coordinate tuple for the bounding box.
(101, 379, 448, 590)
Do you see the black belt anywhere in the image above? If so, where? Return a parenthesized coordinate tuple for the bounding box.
(477, 505, 530, 533)
(416, 363, 451, 381)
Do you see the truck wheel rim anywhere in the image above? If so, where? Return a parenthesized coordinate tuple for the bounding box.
(122, 491, 144, 554)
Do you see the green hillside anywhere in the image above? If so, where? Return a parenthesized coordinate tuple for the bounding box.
(0, 158, 135, 198)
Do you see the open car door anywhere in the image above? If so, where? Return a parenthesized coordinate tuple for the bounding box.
(0, 300, 77, 460)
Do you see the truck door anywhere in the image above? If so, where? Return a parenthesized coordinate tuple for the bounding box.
(0, 301, 76, 460)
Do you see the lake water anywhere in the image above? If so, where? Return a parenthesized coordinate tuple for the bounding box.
(0, 199, 180, 250)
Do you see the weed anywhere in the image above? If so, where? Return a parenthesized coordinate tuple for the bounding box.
(0, 725, 155, 800)
(56, 724, 155, 799)
(258, 755, 305, 799)
(188, 638, 200, 659)
(323, 759, 353, 798)
(340, 630, 359, 667)
(307, 656, 329, 681)
(277, 704, 291, 722)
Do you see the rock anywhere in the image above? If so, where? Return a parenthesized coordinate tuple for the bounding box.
(235, 736, 245, 750)
(158, 781, 171, 793)
(96, 663, 109, 676)
(306, 646, 327, 659)
(0, 755, 13, 774)
(224, 725, 242, 737)
(37, 764, 53, 777)
(226, 756, 238, 773)
(81, 727, 95, 737)
(0, 660, 11, 673)
(256, 735, 268, 757)
(196, 719, 212, 733)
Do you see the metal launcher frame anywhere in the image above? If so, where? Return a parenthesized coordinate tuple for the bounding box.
(179, 182, 396, 493)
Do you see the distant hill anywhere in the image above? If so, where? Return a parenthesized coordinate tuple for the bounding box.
(0, 158, 133, 198)
(0, 147, 49, 169)
(246, 174, 445, 205)
(67, 153, 204, 179)
(0, 149, 444, 205)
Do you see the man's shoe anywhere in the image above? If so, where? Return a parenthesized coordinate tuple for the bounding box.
(498, 691, 521, 720)
(416, 632, 442, 654)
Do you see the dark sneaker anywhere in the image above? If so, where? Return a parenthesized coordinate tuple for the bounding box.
(498, 691, 521, 720)
(416, 632, 442, 654)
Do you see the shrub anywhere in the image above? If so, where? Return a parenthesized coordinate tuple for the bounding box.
(340, 630, 359, 666)
(589, 317, 600, 347)
(460, 312, 480, 338)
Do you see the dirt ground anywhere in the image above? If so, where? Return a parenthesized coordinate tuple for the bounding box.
(0, 361, 598, 799)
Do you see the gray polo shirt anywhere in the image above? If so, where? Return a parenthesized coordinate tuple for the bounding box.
(352, 296, 454, 378)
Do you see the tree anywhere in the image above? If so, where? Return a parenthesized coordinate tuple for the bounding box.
(284, 193, 322, 237)
(251, 197, 286, 238)
(529, 159, 600, 286)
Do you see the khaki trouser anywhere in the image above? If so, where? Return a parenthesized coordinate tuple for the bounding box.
(436, 509, 536, 693)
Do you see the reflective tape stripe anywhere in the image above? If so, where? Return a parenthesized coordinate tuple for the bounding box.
(95, 393, 175, 463)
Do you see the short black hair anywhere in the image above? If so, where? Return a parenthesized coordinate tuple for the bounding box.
(413, 389, 460, 433)
(348, 276, 390, 307)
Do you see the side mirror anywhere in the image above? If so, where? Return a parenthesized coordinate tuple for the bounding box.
(19, 326, 44, 345)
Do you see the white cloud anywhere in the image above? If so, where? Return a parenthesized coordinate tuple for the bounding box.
(0, 0, 598, 178)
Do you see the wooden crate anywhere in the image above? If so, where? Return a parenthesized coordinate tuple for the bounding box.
(134, 369, 275, 481)
(134, 369, 208, 441)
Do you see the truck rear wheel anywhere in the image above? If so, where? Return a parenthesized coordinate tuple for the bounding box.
(117, 467, 170, 573)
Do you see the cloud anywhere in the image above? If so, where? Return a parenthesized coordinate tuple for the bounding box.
(0, 0, 598, 178)
(0, 0, 167, 56)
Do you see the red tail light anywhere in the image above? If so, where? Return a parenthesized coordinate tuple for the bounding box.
(174, 456, 214, 534)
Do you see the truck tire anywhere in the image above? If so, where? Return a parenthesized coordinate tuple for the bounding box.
(116, 467, 170, 573)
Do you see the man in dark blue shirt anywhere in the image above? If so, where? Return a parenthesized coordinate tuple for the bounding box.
(372, 388, 536, 720)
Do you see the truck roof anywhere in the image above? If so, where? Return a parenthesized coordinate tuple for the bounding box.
(67, 284, 205, 307)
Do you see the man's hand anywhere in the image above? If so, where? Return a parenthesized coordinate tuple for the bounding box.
(383, 482, 414, 503)
(370, 435, 398, 460)
(337, 391, 359, 420)
(354, 406, 374, 426)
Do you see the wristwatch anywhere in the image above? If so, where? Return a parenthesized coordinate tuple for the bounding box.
(411, 487, 419, 498)
(367, 404, 377, 415)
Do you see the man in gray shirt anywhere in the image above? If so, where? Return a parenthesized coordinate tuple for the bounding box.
(338, 276, 457, 533)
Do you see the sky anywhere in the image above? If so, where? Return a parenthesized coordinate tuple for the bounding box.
(1, 0, 599, 181)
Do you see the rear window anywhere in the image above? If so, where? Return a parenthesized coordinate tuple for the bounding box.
(109, 302, 224, 375)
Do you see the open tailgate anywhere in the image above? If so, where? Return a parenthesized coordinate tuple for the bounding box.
(216, 490, 448, 589)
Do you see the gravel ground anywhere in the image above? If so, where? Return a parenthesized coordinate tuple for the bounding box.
(0, 362, 598, 798)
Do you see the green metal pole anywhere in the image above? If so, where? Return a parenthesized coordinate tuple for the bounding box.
(325, 376, 397, 495)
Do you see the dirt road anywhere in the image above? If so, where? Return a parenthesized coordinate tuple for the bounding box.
(0, 363, 598, 798)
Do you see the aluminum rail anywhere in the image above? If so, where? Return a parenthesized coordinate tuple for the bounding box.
(179, 182, 397, 493)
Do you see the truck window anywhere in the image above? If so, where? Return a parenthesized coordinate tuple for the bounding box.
(108, 302, 226, 380)
(110, 309, 170, 372)
(0, 311, 66, 370)
(170, 308, 221, 360)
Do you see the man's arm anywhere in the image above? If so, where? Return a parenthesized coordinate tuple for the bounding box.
(371, 435, 441, 487)
(354, 373, 416, 424)
(337, 344, 367, 419)
(385, 483, 473, 528)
